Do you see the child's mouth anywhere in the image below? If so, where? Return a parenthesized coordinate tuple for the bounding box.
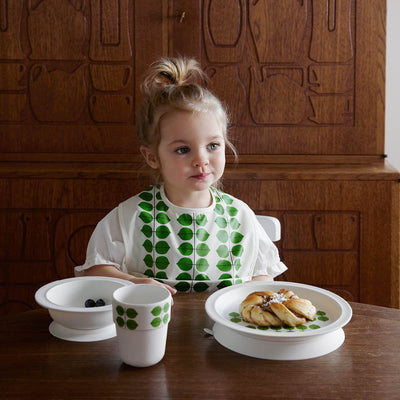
(192, 173, 210, 180)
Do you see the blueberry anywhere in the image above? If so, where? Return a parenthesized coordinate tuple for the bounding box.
(84, 299, 96, 308)
(95, 299, 105, 307)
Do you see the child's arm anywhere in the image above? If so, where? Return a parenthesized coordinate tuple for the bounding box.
(82, 264, 177, 295)
(251, 275, 274, 282)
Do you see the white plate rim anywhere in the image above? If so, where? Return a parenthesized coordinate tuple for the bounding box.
(205, 281, 352, 339)
(35, 276, 131, 312)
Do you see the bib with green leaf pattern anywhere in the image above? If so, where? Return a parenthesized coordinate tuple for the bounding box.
(119, 185, 260, 292)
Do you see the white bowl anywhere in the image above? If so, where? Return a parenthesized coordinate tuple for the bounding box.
(205, 281, 352, 360)
(35, 276, 132, 341)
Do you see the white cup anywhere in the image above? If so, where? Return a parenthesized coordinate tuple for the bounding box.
(112, 284, 172, 367)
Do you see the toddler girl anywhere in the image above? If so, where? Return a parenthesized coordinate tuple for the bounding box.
(75, 57, 287, 294)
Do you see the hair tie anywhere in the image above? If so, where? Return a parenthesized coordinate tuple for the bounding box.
(159, 71, 175, 85)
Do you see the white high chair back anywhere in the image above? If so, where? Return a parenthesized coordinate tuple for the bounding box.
(256, 215, 281, 242)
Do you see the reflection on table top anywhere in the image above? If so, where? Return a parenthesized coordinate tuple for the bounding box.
(1, 292, 400, 399)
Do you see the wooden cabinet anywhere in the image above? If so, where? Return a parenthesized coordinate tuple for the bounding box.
(0, 0, 398, 312)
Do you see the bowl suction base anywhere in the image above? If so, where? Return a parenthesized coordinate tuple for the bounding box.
(49, 321, 116, 342)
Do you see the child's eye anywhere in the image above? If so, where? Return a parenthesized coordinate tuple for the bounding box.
(208, 143, 220, 151)
(176, 146, 190, 154)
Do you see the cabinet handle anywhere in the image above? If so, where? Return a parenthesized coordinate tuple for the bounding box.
(179, 11, 186, 23)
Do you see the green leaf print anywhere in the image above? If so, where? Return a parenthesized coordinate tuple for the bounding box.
(126, 319, 139, 331)
(230, 232, 244, 244)
(196, 258, 209, 272)
(144, 269, 154, 277)
(139, 192, 153, 201)
(222, 194, 233, 204)
(232, 244, 244, 257)
(163, 314, 170, 324)
(143, 239, 153, 252)
(155, 271, 168, 279)
(156, 191, 162, 200)
(139, 211, 153, 224)
(156, 213, 170, 224)
(155, 256, 169, 269)
(176, 272, 192, 280)
(143, 254, 153, 267)
(151, 318, 162, 328)
(177, 213, 193, 226)
(227, 206, 239, 217)
(194, 273, 210, 280)
(196, 214, 208, 226)
(177, 258, 193, 271)
(196, 228, 210, 241)
(229, 312, 240, 317)
(155, 241, 170, 254)
(193, 282, 209, 292)
(216, 244, 229, 258)
(156, 201, 169, 211)
(175, 281, 191, 292)
(215, 217, 227, 228)
(116, 316, 124, 327)
(138, 202, 153, 212)
(214, 204, 224, 215)
(151, 306, 162, 316)
(216, 230, 229, 243)
(233, 258, 242, 270)
(230, 218, 241, 229)
(178, 228, 193, 241)
(116, 305, 124, 316)
(218, 273, 232, 279)
(296, 325, 307, 330)
(156, 225, 171, 239)
(141, 225, 153, 238)
(127, 308, 138, 318)
(217, 260, 232, 271)
(196, 243, 210, 257)
(163, 303, 170, 312)
(217, 280, 232, 289)
(178, 242, 193, 256)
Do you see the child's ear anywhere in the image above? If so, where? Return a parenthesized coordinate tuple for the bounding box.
(140, 146, 159, 169)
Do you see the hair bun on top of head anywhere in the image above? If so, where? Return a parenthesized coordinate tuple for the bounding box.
(140, 57, 207, 94)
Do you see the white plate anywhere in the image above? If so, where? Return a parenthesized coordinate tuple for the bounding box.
(205, 281, 352, 360)
(49, 321, 116, 342)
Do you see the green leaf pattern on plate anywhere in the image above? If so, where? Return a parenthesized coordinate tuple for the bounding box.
(227, 310, 330, 332)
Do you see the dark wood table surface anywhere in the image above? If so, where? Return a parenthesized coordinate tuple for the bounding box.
(1, 292, 400, 400)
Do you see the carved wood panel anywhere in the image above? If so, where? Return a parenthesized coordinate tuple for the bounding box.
(0, 0, 386, 157)
(0, 0, 164, 154)
(173, 0, 385, 155)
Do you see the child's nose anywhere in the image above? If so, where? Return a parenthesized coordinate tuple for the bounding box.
(193, 153, 209, 167)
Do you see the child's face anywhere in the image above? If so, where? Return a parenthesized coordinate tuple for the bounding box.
(144, 110, 226, 206)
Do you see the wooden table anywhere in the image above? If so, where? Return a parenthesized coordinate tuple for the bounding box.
(1, 293, 399, 399)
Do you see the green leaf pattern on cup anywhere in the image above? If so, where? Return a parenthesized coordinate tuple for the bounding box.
(115, 300, 170, 330)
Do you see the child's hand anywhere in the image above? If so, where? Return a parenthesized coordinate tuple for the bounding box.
(130, 276, 177, 295)
(251, 275, 273, 282)
(81, 264, 177, 295)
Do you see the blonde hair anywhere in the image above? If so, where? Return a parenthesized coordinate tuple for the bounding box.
(137, 57, 236, 158)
